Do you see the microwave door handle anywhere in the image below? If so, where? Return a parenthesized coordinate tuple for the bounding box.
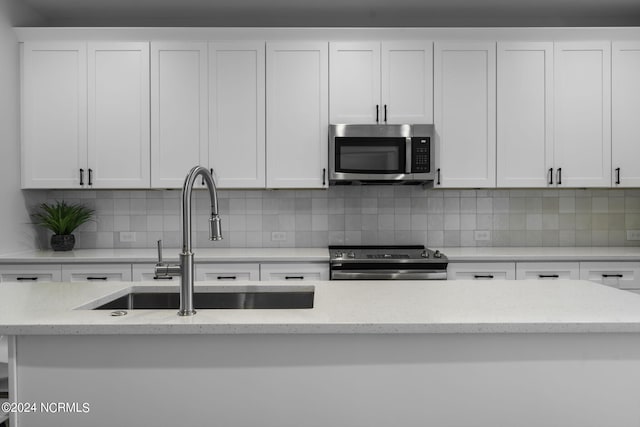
(405, 137, 412, 174)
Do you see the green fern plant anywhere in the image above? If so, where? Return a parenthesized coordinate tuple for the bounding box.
(32, 201, 94, 235)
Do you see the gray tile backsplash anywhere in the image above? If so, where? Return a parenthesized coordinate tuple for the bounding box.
(35, 187, 640, 249)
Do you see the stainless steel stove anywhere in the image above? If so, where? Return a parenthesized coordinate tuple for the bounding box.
(329, 245, 448, 280)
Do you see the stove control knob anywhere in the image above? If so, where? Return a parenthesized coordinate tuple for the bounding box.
(347, 252, 356, 258)
(434, 250, 442, 258)
(421, 250, 428, 258)
(334, 252, 343, 258)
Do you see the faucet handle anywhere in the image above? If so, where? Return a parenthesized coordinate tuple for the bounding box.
(156, 239, 163, 264)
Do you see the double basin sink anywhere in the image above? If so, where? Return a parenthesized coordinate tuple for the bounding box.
(93, 287, 315, 310)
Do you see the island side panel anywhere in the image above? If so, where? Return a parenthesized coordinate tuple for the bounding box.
(12, 333, 640, 427)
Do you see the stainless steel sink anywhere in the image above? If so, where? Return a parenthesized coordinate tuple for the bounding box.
(93, 290, 314, 310)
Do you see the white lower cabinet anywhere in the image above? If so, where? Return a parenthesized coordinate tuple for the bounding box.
(196, 263, 260, 282)
(447, 262, 516, 280)
(132, 263, 181, 283)
(61, 264, 132, 282)
(0, 264, 62, 283)
(516, 262, 580, 280)
(580, 262, 640, 290)
(260, 263, 329, 281)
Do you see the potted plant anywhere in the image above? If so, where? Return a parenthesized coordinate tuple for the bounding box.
(32, 201, 94, 251)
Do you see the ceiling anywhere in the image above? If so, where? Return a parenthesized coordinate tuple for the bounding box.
(18, 0, 640, 27)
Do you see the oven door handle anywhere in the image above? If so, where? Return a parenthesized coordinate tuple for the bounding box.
(331, 270, 447, 280)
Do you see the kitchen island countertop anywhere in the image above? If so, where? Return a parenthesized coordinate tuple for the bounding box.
(3, 279, 640, 335)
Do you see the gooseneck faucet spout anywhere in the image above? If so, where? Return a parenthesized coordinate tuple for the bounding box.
(155, 166, 223, 316)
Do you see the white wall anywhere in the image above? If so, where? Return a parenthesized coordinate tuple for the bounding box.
(0, 0, 43, 253)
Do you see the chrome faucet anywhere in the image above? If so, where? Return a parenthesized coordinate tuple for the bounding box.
(155, 166, 223, 316)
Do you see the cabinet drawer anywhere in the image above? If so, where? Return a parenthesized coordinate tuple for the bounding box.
(132, 263, 181, 283)
(196, 263, 260, 282)
(447, 262, 516, 280)
(516, 262, 580, 280)
(260, 263, 329, 281)
(580, 262, 640, 290)
(61, 264, 132, 282)
(0, 264, 62, 283)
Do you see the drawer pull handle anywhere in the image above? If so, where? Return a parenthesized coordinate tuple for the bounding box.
(538, 274, 559, 279)
(285, 276, 304, 280)
(217, 276, 237, 280)
(473, 274, 494, 279)
(153, 276, 173, 280)
(16, 277, 38, 281)
(602, 274, 624, 278)
(86, 276, 108, 281)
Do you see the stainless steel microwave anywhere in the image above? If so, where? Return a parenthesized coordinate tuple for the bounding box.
(329, 124, 435, 184)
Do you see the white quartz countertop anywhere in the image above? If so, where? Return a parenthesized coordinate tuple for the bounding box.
(2, 279, 640, 335)
(0, 248, 329, 263)
(2, 247, 640, 264)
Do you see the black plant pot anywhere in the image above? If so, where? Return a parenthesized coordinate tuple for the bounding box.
(51, 234, 75, 251)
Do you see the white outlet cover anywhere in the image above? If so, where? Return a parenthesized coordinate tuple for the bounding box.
(119, 232, 136, 242)
(474, 230, 491, 241)
(626, 230, 640, 241)
(271, 231, 286, 241)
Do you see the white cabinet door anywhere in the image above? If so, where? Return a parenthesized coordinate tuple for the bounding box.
(447, 262, 516, 280)
(266, 42, 329, 189)
(580, 262, 640, 290)
(516, 262, 580, 280)
(61, 264, 132, 282)
(260, 263, 329, 281)
(132, 263, 181, 284)
(329, 42, 381, 124)
(195, 263, 260, 282)
(612, 42, 640, 187)
(554, 42, 611, 188)
(0, 264, 62, 283)
(87, 42, 150, 188)
(381, 42, 433, 124)
(497, 42, 554, 188)
(21, 42, 87, 189)
(434, 42, 496, 188)
(151, 42, 208, 189)
(209, 42, 265, 188)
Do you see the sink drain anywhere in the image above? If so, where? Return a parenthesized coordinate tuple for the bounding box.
(110, 310, 128, 317)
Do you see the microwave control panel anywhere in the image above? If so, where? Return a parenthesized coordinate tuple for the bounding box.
(411, 137, 431, 173)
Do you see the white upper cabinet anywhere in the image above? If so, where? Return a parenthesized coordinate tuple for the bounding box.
(151, 42, 208, 188)
(553, 42, 611, 187)
(434, 42, 496, 188)
(497, 42, 554, 188)
(381, 42, 433, 124)
(21, 42, 87, 189)
(329, 41, 433, 124)
(329, 42, 380, 124)
(87, 42, 150, 188)
(209, 42, 266, 188)
(612, 42, 640, 187)
(266, 42, 328, 188)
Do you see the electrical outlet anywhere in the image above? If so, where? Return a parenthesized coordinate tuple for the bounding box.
(271, 231, 286, 241)
(627, 230, 640, 241)
(474, 230, 491, 241)
(119, 232, 136, 242)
